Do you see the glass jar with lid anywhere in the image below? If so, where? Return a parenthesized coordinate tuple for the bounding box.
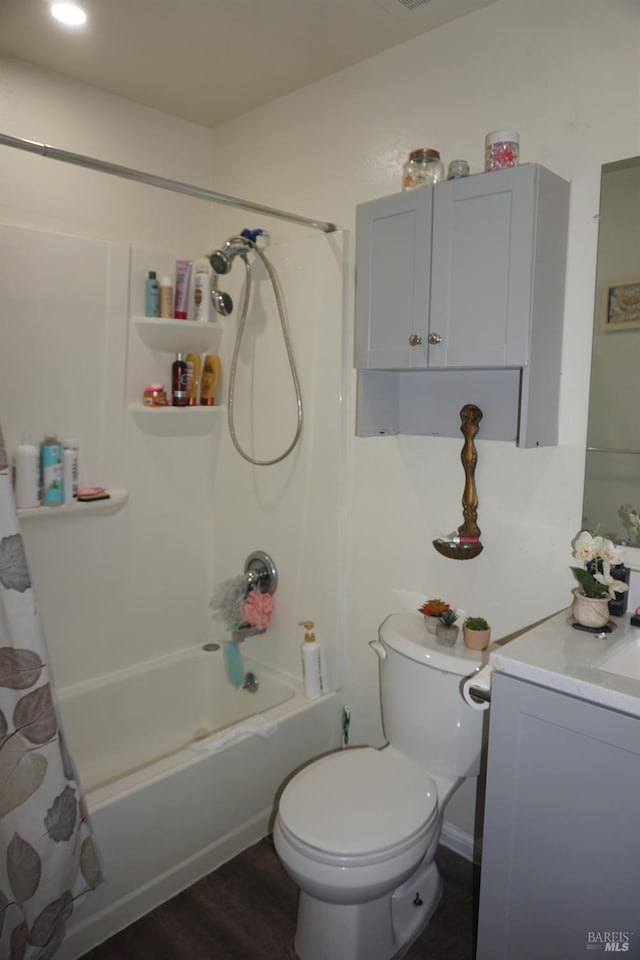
(484, 130, 520, 172)
(402, 148, 445, 191)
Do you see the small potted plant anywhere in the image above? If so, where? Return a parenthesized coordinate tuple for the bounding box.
(463, 616, 491, 651)
(419, 598, 451, 634)
(436, 609, 459, 647)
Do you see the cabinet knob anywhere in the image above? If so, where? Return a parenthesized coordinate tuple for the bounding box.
(428, 333, 442, 345)
(408, 334, 423, 346)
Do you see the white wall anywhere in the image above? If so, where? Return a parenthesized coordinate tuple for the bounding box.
(210, 0, 640, 833)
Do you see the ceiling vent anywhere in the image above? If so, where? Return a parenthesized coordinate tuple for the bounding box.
(373, 0, 434, 16)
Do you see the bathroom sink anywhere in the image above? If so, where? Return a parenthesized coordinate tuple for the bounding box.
(597, 636, 640, 682)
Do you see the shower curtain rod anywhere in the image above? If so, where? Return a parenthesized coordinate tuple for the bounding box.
(0, 132, 337, 233)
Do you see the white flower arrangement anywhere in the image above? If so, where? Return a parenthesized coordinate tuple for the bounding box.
(571, 530, 629, 600)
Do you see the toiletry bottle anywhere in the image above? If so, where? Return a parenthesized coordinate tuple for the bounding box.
(62, 439, 79, 505)
(193, 260, 212, 322)
(171, 353, 189, 407)
(186, 353, 201, 406)
(298, 620, 323, 700)
(200, 355, 220, 406)
(174, 259, 193, 319)
(14, 436, 39, 508)
(41, 434, 64, 506)
(145, 271, 160, 317)
(159, 276, 173, 318)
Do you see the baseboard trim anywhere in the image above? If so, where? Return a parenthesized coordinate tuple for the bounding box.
(440, 820, 481, 863)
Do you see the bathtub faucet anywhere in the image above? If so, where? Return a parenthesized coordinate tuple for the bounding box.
(243, 672, 259, 693)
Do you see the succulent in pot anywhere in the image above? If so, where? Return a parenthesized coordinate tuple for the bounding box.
(436, 609, 459, 647)
(419, 598, 451, 634)
(463, 616, 491, 651)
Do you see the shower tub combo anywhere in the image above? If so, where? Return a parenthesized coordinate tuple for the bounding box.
(55, 643, 340, 960)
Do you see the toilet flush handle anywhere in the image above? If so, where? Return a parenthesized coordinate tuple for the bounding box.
(369, 640, 387, 661)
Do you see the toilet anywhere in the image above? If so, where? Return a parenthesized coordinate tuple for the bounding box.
(273, 612, 486, 960)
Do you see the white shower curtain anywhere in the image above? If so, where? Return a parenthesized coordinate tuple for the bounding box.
(0, 425, 103, 958)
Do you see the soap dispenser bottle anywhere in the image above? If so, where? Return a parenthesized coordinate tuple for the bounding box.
(298, 620, 323, 700)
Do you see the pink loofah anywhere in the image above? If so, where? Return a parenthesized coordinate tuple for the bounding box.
(242, 590, 273, 630)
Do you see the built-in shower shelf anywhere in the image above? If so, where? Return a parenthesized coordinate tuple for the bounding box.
(129, 403, 225, 436)
(133, 316, 222, 354)
(17, 489, 129, 522)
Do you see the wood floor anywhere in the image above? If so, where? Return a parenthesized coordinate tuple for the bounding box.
(81, 837, 479, 960)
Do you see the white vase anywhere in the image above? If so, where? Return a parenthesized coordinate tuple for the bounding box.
(571, 588, 610, 629)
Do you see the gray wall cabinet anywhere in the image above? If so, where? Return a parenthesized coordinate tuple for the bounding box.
(354, 164, 570, 446)
(476, 671, 640, 959)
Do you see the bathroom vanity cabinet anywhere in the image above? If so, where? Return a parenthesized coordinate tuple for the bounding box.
(354, 164, 570, 446)
(476, 670, 640, 959)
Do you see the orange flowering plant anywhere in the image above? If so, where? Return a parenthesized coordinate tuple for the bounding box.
(418, 598, 450, 618)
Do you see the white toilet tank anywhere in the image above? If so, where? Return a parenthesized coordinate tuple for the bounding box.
(376, 613, 486, 779)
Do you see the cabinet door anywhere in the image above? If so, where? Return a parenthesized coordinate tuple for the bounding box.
(355, 188, 432, 369)
(428, 166, 536, 369)
(477, 673, 640, 960)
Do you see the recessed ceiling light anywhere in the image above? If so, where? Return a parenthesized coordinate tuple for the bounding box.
(50, 3, 87, 26)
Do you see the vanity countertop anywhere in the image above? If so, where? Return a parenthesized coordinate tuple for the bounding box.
(490, 609, 640, 718)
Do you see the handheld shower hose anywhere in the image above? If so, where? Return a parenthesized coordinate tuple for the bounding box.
(210, 235, 303, 466)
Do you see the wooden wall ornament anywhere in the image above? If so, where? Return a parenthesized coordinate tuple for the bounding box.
(433, 404, 484, 560)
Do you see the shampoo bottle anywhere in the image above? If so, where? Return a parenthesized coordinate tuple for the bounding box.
(159, 276, 173, 318)
(171, 353, 189, 407)
(62, 439, 79, 505)
(145, 271, 159, 317)
(14, 436, 39, 508)
(41, 434, 64, 506)
(200, 355, 220, 406)
(185, 353, 201, 406)
(298, 620, 323, 700)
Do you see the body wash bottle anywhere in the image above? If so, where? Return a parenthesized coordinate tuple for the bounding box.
(298, 620, 323, 700)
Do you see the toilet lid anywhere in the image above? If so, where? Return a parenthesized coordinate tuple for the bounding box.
(279, 747, 438, 857)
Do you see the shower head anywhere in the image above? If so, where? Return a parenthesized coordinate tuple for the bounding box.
(212, 287, 233, 316)
(209, 238, 251, 275)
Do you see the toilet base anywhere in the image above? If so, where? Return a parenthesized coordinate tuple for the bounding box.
(293, 855, 442, 960)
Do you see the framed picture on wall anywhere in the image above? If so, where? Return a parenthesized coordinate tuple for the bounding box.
(601, 279, 640, 330)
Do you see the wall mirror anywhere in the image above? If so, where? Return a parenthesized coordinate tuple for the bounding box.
(582, 156, 640, 545)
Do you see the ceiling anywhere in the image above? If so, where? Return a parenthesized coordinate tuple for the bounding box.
(0, 0, 497, 127)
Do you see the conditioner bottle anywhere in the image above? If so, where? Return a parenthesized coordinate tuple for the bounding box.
(200, 355, 220, 405)
(298, 620, 323, 700)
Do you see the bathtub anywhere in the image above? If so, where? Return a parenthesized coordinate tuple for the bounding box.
(55, 644, 341, 960)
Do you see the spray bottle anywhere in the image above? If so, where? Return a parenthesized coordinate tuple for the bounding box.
(298, 620, 323, 700)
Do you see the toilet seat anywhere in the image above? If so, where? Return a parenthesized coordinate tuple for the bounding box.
(278, 747, 438, 862)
